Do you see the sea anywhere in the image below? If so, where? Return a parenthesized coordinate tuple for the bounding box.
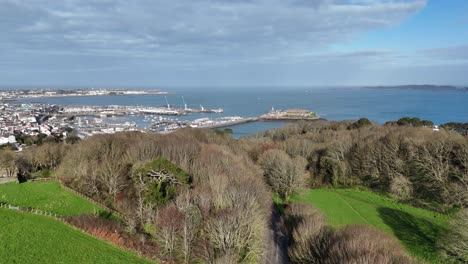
(19, 87, 468, 138)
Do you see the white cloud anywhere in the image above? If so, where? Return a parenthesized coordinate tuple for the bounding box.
(0, 0, 426, 62)
(18, 20, 51, 32)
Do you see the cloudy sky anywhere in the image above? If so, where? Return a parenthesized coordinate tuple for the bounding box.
(1, 0, 468, 87)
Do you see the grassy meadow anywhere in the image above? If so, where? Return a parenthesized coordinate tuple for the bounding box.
(0, 208, 150, 264)
(0, 181, 104, 216)
(292, 188, 451, 263)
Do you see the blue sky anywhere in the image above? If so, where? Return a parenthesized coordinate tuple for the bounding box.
(1, 0, 467, 87)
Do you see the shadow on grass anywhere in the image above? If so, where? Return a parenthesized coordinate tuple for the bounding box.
(377, 207, 446, 261)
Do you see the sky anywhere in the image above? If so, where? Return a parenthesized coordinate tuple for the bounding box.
(1, 0, 468, 88)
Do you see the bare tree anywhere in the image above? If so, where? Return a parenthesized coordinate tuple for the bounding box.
(156, 204, 183, 259)
(132, 170, 157, 229)
(259, 149, 307, 199)
(99, 156, 130, 201)
(438, 208, 468, 263)
(176, 190, 202, 264)
(0, 149, 16, 177)
(413, 133, 456, 204)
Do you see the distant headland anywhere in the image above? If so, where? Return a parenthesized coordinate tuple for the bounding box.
(0, 88, 168, 100)
(366, 85, 468, 92)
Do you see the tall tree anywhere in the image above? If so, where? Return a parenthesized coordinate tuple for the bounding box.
(0, 149, 16, 177)
(259, 149, 306, 200)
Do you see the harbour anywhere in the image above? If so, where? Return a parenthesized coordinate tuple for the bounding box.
(11, 88, 468, 138)
(0, 94, 322, 144)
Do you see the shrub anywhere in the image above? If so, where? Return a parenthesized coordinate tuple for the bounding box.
(285, 205, 414, 264)
(347, 118, 372, 129)
(285, 203, 332, 264)
(65, 215, 158, 259)
(438, 208, 468, 263)
(33, 169, 53, 178)
(326, 225, 414, 264)
(389, 175, 413, 199)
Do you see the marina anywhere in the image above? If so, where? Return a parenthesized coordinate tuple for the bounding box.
(149, 116, 258, 132)
(57, 102, 224, 118)
(0, 96, 321, 147)
(9, 87, 466, 140)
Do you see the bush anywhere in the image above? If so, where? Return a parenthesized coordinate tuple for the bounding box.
(65, 215, 158, 259)
(65, 135, 81, 144)
(284, 204, 414, 264)
(326, 225, 414, 264)
(347, 118, 372, 129)
(389, 175, 413, 199)
(33, 169, 53, 179)
(285, 203, 332, 264)
(438, 208, 468, 263)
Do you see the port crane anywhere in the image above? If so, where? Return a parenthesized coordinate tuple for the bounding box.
(182, 96, 188, 110)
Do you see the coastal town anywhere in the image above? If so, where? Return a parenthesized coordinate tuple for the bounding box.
(0, 88, 323, 150)
(0, 102, 227, 149)
(0, 97, 322, 151)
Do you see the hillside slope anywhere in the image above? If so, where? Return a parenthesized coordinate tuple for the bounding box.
(0, 208, 151, 263)
(292, 189, 450, 263)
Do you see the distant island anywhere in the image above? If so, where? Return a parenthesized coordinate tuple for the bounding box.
(366, 85, 468, 92)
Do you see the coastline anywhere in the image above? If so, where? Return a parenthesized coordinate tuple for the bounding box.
(0, 89, 168, 101)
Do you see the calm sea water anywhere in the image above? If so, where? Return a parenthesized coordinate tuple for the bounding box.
(20, 88, 468, 138)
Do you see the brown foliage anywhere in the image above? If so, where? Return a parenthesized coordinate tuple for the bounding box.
(259, 149, 307, 199)
(55, 129, 272, 263)
(22, 142, 68, 172)
(438, 208, 468, 263)
(260, 121, 468, 207)
(326, 225, 414, 264)
(285, 203, 332, 264)
(284, 204, 414, 264)
(156, 204, 184, 259)
(65, 215, 158, 260)
(0, 149, 16, 177)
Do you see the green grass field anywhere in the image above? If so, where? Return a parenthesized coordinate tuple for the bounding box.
(0, 181, 103, 216)
(292, 188, 451, 263)
(0, 208, 151, 264)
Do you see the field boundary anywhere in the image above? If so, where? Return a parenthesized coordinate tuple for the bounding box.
(59, 183, 124, 220)
(29, 177, 125, 220)
(0, 177, 18, 185)
(0, 203, 152, 263)
(0, 202, 62, 219)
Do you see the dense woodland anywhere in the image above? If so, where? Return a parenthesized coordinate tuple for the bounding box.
(0, 119, 467, 263)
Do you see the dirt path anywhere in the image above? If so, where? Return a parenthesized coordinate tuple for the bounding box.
(263, 203, 289, 264)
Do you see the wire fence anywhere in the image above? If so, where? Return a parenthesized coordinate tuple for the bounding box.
(0, 181, 152, 262)
(0, 202, 61, 219)
(59, 183, 124, 220)
(25, 177, 124, 220)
